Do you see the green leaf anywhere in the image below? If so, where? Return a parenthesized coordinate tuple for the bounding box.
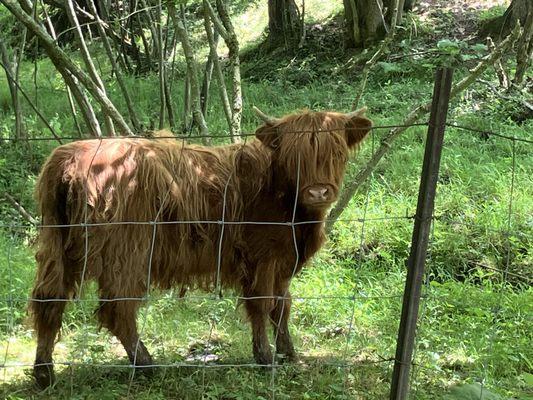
(522, 372, 533, 387)
(378, 61, 403, 74)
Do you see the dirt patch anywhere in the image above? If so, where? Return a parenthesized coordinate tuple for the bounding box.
(415, 0, 509, 41)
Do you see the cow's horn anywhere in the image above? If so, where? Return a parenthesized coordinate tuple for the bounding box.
(346, 107, 367, 118)
(253, 106, 280, 125)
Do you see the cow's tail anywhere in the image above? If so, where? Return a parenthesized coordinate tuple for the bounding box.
(30, 151, 72, 332)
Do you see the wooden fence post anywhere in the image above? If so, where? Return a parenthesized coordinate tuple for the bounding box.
(389, 67, 453, 400)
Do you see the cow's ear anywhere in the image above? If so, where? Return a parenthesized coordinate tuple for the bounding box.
(255, 124, 281, 150)
(345, 115, 372, 149)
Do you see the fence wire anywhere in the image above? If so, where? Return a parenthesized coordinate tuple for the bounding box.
(0, 120, 530, 399)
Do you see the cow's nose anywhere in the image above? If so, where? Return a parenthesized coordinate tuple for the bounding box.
(309, 187, 328, 201)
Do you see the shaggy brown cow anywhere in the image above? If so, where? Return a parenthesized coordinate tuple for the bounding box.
(31, 107, 372, 388)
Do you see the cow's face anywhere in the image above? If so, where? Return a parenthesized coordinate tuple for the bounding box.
(255, 109, 372, 210)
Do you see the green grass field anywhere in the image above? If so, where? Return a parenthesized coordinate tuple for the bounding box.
(0, 0, 532, 399)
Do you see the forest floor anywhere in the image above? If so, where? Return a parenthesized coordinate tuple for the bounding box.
(417, 0, 509, 40)
(0, 0, 532, 399)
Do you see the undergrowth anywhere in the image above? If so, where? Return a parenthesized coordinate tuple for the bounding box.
(0, 0, 531, 399)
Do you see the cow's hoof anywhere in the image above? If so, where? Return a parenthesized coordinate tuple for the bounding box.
(34, 364, 54, 389)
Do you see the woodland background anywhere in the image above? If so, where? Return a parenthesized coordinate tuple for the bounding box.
(0, 0, 531, 399)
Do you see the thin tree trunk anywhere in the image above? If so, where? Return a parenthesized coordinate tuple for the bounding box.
(156, 1, 166, 129)
(86, 0, 141, 133)
(0, 56, 62, 142)
(0, 40, 23, 139)
(183, 74, 191, 132)
(66, 0, 115, 136)
(41, 0, 95, 135)
(200, 30, 218, 117)
(161, 11, 176, 130)
(137, 12, 153, 72)
(204, 0, 242, 142)
(163, 72, 176, 130)
(14, 21, 28, 138)
(298, 0, 306, 48)
(384, 0, 404, 26)
(203, 8, 232, 132)
(66, 84, 83, 137)
(216, 0, 242, 141)
(169, 3, 209, 141)
(63, 70, 103, 136)
(1, 0, 133, 135)
(327, 24, 522, 231)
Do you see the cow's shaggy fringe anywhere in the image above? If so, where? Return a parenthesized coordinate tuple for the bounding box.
(30, 109, 372, 388)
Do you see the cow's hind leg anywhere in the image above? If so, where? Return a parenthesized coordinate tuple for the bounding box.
(32, 296, 66, 388)
(97, 298, 153, 371)
(270, 281, 297, 362)
(31, 258, 78, 388)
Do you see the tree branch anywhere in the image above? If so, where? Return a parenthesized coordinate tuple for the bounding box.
(0, 57, 62, 143)
(1, 192, 37, 225)
(203, 0, 230, 42)
(65, 0, 115, 136)
(86, 0, 141, 132)
(1, 0, 133, 135)
(326, 23, 522, 231)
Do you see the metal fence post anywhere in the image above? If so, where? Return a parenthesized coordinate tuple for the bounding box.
(389, 67, 453, 400)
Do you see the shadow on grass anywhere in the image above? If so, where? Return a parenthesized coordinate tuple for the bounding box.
(0, 354, 393, 399)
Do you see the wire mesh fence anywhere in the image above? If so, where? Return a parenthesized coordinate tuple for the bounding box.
(0, 72, 531, 399)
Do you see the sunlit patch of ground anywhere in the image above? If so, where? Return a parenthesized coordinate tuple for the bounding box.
(416, 0, 510, 40)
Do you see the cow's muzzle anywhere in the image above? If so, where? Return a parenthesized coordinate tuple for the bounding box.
(301, 184, 337, 207)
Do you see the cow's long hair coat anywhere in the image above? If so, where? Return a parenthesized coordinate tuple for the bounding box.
(31, 109, 372, 388)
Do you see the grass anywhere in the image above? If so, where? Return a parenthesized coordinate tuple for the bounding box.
(0, 239, 531, 399)
(0, 0, 532, 399)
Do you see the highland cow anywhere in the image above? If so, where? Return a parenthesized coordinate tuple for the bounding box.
(31, 107, 372, 388)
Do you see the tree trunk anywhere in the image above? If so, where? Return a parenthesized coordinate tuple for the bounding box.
(503, 0, 532, 31)
(66, 0, 115, 136)
(0, 40, 24, 139)
(204, 0, 243, 142)
(480, 0, 532, 38)
(513, 8, 533, 86)
(203, 5, 232, 134)
(404, 0, 416, 12)
(169, 3, 209, 141)
(344, 0, 388, 48)
(268, 0, 302, 48)
(215, 0, 242, 141)
(384, 0, 405, 25)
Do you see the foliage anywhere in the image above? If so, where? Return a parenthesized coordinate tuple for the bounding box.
(0, 0, 531, 398)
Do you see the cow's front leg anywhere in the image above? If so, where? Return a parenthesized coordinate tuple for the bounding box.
(270, 281, 297, 362)
(245, 296, 273, 365)
(242, 266, 276, 365)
